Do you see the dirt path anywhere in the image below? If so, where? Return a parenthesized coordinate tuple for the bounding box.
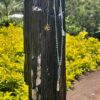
(67, 71, 100, 100)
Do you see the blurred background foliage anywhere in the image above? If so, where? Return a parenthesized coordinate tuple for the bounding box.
(0, 0, 23, 17)
(66, 32, 100, 89)
(0, 0, 25, 99)
(65, 0, 100, 38)
(0, 24, 28, 99)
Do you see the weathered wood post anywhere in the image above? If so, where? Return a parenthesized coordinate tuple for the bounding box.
(24, 0, 66, 100)
(24, 0, 34, 99)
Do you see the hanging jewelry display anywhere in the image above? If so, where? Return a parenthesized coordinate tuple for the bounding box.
(53, 0, 65, 91)
(44, 0, 50, 32)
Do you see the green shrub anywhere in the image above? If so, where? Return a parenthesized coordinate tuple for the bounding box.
(0, 16, 10, 27)
(0, 16, 23, 27)
(66, 31, 100, 89)
(66, 16, 82, 35)
(0, 24, 28, 99)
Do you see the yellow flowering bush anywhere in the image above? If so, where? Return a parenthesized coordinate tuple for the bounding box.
(0, 24, 28, 99)
(66, 31, 100, 89)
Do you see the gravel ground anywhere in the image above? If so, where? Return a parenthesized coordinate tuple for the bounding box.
(67, 71, 100, 100)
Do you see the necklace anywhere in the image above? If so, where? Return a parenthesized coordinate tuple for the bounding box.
(44, 0, 50, 32)
(53, 0, 65, 91)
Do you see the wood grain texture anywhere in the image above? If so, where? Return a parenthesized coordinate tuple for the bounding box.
(24, 0, 66, 99)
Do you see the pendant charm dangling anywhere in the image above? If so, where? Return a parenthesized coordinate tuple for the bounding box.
(57, 80, 60, 91)
(44, 24, 50, 32)
(62, 29, 65, 36)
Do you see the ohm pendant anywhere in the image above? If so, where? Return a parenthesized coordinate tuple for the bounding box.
(44, 24, 50, 32)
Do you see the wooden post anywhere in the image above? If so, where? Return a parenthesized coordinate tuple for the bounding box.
(24, 0, 66, 100)
(24, 0, 32, 99)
